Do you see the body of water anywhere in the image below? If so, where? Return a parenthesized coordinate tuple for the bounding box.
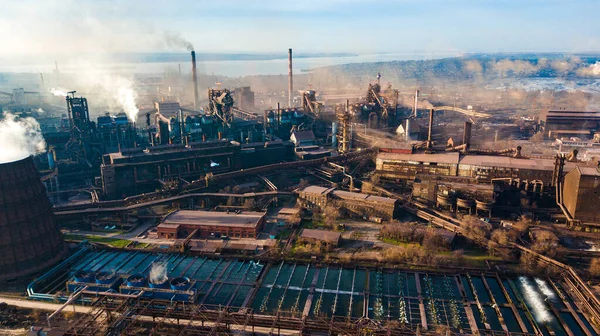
(0, 52, 460, 77)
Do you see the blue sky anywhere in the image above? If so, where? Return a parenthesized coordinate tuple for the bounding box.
(1, 0, 598, 55)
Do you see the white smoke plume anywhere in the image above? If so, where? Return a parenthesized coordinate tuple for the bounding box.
(0, 113, 46, 164)
(65, 62, 140, 122)
(51, 88, 68, 97)
(149, 261, 168, 284)
(577, 61, 600, 77)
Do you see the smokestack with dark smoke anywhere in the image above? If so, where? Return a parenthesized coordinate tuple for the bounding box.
(288, 48, 293, 108)
(191, 51, 199, 109)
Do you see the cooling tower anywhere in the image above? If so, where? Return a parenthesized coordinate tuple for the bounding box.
(0, 156, 68, 281)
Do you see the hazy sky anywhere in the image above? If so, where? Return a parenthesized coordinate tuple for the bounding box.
(1, 0, 599, 55)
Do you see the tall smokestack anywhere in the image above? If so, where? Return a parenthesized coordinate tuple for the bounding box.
(288, 48, 293, 108)
(191, 51, 199, 109)
(413, 90, 419, 117)
(463, 121, 472, 147)
(426, 108, 434, 150)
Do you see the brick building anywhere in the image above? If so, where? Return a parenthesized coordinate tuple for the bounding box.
(157, 210, 266, 239)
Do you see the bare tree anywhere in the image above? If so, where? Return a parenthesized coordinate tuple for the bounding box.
(491, 229, 510, 245)
(589, 258, 600, 277)
(462, 216, 492, 245)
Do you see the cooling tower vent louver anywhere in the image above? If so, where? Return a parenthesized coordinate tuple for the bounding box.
(0, 156, 68, 281)
(170, 277, 191, 291)
(73, 270, 96, 283)
(126, 273, 146, 287)
(95, 271, 116, 284)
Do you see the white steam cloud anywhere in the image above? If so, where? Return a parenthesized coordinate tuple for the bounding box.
(149, 261, 168, 285)
(0, 113, 47, 164)
(65, 62, 140, 122)
(51, 88, 68, 97)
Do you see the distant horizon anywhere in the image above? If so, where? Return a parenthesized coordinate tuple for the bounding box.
(2, 51, 600, 67)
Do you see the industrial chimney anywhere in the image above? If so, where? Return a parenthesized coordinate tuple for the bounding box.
(191, 51, 199, 109)
(426, 108, 435, 150)
(463, 121, 472, 148)
(0, 156, 68, 281)
(288, 48, 293, 108)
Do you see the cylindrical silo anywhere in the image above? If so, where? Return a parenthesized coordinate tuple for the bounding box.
(0, 156, 68, 281)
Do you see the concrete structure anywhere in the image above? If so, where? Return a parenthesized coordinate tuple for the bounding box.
(298, 186, 399, 220)
(563, 166, 600, 226)
(157, 210, 266, 239)
(0, 156, 68, 281)
(541, 110, 600, 139)
(300, 228, 341, 246)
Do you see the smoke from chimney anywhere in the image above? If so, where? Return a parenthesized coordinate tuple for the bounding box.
(163, 32, 194, 52)
(0, 113, 46, 164)
(51, 88, 67, 97)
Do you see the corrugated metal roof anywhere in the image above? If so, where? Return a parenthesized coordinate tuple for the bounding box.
(163, 210, 265, 227)
(302, 186, 335, 195)
(377, 152, 460, 165)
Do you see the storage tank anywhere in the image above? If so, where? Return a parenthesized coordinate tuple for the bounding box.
(0, 156, 68, 281)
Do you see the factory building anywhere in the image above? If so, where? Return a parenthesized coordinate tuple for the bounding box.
(562, 166, 600, 226)
(157, 210, 266, 239)
(376, 151, 586, 186)
(100, 140, 241, 199)
(298, 185, 399, 220)
(541, 110, 600, 139)
(0, 157, 68, 281)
